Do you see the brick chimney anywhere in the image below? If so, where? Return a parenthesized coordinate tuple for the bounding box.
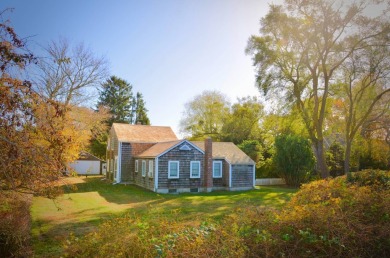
(203, 137, 213, 192)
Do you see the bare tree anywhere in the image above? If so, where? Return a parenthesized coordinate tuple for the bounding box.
(35, 38, 109, 106)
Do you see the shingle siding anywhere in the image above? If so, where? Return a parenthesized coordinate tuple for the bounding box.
(120, 143, 131, 181)
(107, 124, 254, 192)
(133, 158, 155, 191)
(212, 159, 229, 187)
(106, 128, 119, 180)
(231, 165, 254, 187)
(158, 142, 204, 190)
(128, 143, 155, 182)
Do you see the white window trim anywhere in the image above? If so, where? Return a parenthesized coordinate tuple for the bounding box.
(213, 161, 223, 178)
(154, 157, 159, 191)
(190, 161, 201, 178)
(168, 161, 180, 179)
(135, 160, 139, 172)
(142, 160, 146, 177)
(149, 160, 154, 178)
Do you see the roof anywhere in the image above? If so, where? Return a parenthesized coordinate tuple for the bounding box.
(77, 151, 102, 161)
(137, 140, 182, 157)
(111, 123, 178, 143)
(137, 139, 255, 165)
(193, 141, 255, 165)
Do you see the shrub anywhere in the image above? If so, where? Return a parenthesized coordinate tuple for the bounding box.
(64, 170, 389, 257)
(273, 134, 315, 186)
(243, 170, 390, 257)
(0, 192, 32, 257)
(326, 142, 345, 177)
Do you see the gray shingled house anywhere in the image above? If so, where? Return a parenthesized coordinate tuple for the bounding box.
(106, 123, 255, 193)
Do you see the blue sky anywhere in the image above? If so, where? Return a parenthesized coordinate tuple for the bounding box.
(2, 0, 279, 136)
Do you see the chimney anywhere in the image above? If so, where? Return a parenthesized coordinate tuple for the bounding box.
(203, 137, 213, 192)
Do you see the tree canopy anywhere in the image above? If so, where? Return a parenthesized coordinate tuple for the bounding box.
(179, 90, 230, 140)
(246, 0, 390, 177)
(98, 76, 134, 125)
(35, 38, 109, 106)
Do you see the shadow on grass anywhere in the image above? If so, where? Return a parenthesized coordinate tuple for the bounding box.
(62, 176, 171, 205)
(32, 212, 119, 257)
(32, 176, 297, 256)
(63, 176, 296, 205)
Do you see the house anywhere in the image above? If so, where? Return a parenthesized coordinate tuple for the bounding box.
(69, 151, 106, 175)
(106, 123, 255, 193)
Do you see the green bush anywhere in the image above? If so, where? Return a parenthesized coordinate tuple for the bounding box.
(326, 142, 345, 177)
(273, 134, 315, 186)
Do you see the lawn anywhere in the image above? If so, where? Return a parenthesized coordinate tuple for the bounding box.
(31, 176, 297, 256)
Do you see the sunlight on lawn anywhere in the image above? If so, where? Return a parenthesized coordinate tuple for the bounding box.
(31, 176, 296, 256)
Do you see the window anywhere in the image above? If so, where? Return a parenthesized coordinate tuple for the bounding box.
(148, 160, 154, 178)
(168, 161, 179, 179)
(190, 161, 201, 178)
(135, 160, 139, 172)
(142, 160, 146, 177)
(213, 161, 222, 178)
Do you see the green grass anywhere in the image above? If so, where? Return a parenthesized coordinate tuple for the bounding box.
(31, 176, 297, 256)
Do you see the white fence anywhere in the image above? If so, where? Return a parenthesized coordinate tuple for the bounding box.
(255, 178, 286, 186)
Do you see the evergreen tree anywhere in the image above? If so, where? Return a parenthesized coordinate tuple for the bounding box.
(132, 92, 150, 125)
(97, 76, 134, 126)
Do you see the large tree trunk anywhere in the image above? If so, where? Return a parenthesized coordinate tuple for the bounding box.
(313, 139, 330, 178)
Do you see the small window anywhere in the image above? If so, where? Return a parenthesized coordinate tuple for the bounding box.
(213, 161, 222, 178)
(135, 160, 139, 172)
(148, 160, 154, 178)
(168, 161, 179, 179)
(142, 160, 146, 177)
(190, 161, 201, 178)
(179, 144, 191, 151)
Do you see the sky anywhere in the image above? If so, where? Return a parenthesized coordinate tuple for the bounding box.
(2, 0, 280, 136)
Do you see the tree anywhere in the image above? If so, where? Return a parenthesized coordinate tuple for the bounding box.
(338, 40, 390, 173)
(35, 38, 108, 106)
(274, 134, 315, 187)
(358, 108, 390, 170)
(326, 142, 345, 177)
(132, 92, 150, 125)
(0, 12, 64, 196)
(97, 76, 134, 126)
(179, 90, 230, 140)
(246, 0, 389, 178)
(221, 96, 263, 144)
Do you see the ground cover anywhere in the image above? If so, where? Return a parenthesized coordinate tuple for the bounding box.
(31, 176, 296, 256)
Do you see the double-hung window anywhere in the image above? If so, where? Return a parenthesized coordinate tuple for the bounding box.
(148, 160, 154, 178)
(135, 160, 139, 173)
(168, 161, 179, 179)
(142, 160, 146, 177)
(213, 161, 222, 178)
(190, 161, 201, 178)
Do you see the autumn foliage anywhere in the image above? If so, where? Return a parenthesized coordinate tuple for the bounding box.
(64, 170, 389, 257)
(0, 11, 109, 256)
